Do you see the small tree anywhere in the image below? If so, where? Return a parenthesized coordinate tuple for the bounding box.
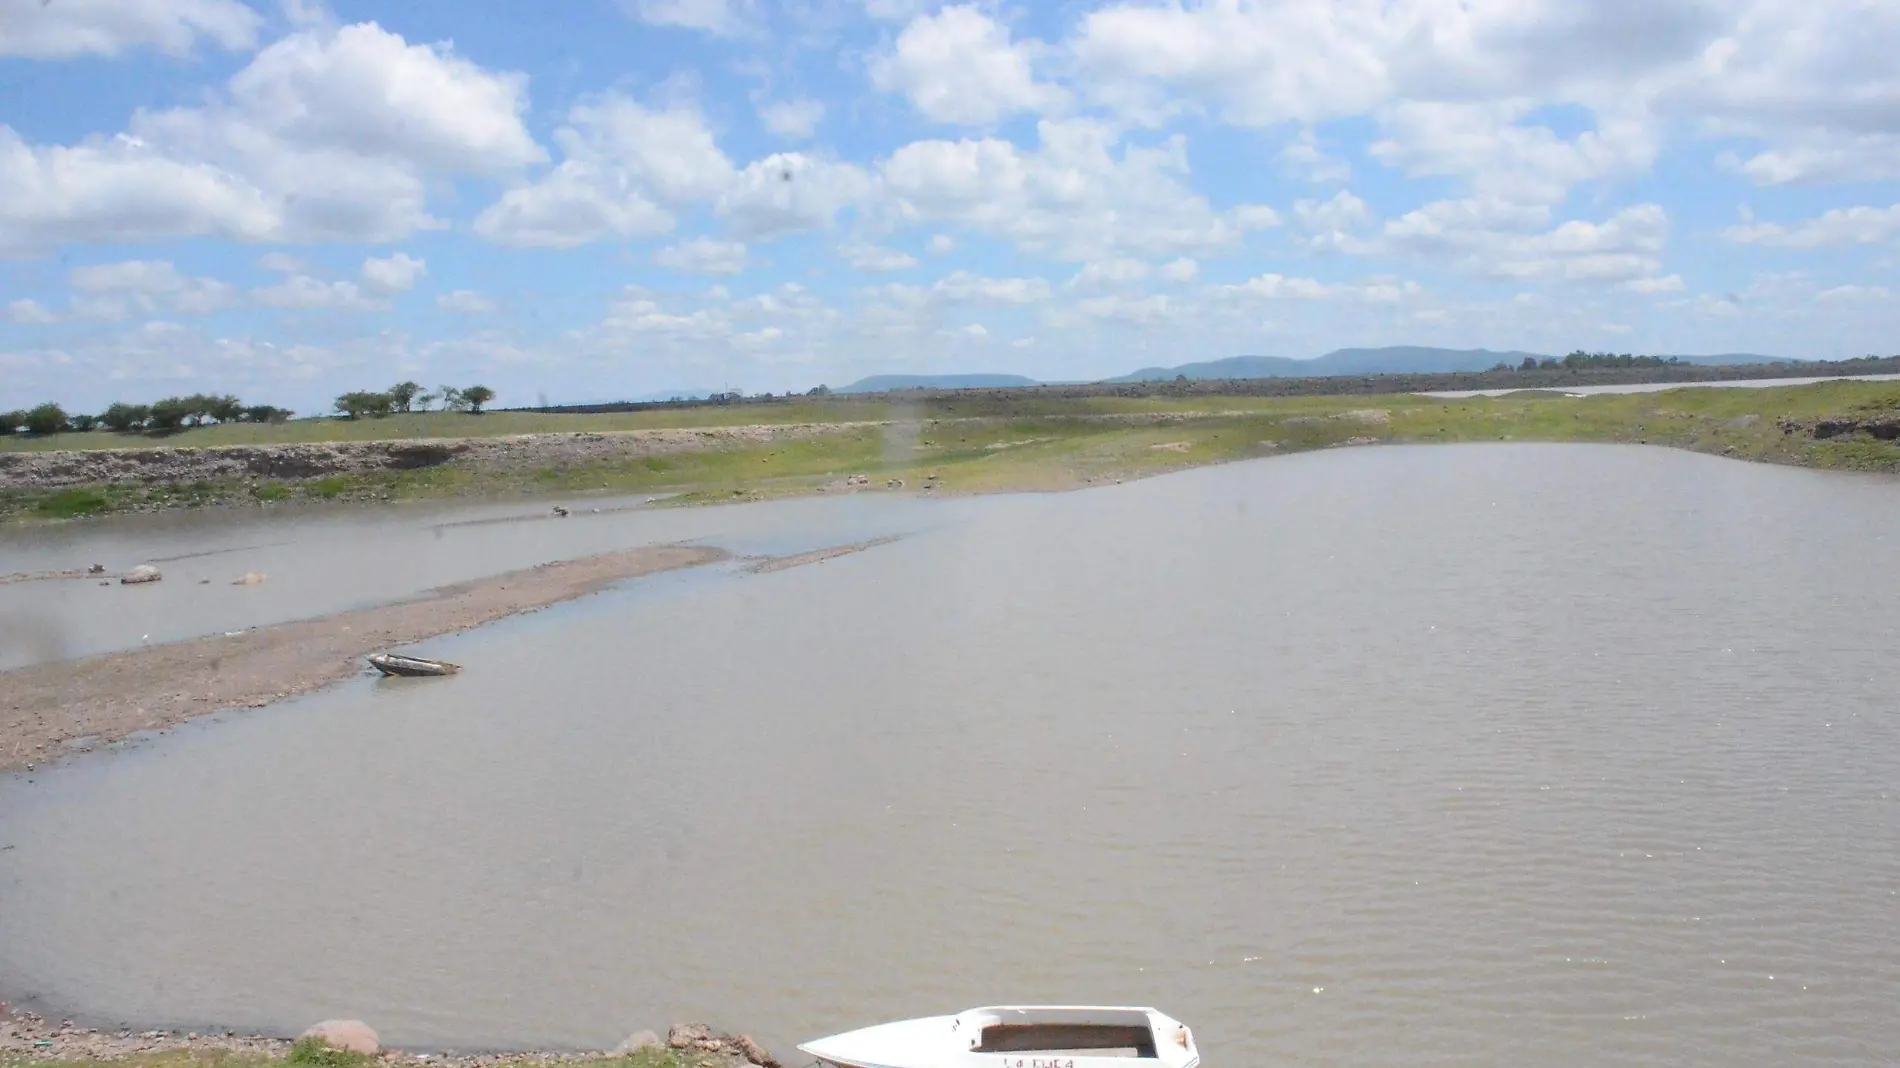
(206, 394, 245, 423)
(438, 385, 466, 412)
(244, 404, 293, 424)
(1518, 356, 1537, 371)
(146, 396, 194, 432)
(68, 413, 98, 432)
(99, 402, 150, 433)
(23, 402, 69, 436)
(807, 384, 831, 397)
(388, 381, 423, 412)
(334, 391, 396, 419)
(462, 384, 495, 414)
(0, 411, 24, 435)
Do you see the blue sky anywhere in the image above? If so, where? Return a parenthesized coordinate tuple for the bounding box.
(2, 0, 1897, 413)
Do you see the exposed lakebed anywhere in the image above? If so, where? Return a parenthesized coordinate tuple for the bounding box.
(2, 444, 1897, 1066)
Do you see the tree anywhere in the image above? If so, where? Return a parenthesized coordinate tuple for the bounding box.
(1518, 356, 1537, 371)
(334, 391, 396, 419)
(462, 385, 495, 414)
(68, 413, 98, 432)
(207, 394, 245, 423)
(0, 411, 24, 435)
(807, 384, 832, 397)
(437, 385, 466, 412)
(146, 396, 195, 432)
(99, 403, 150, 433)
(388, 381, 423, 412)
(23, 402, 69, 436)
(415, 391, 438, 411)
(244, 405, 292, 424)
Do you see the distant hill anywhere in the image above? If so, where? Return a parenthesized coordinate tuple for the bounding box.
(1109, 347, 1550, 382)
(836, 373, 1040, 394)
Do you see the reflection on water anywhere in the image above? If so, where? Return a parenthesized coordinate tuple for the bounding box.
(2, 444, 1898, 1067)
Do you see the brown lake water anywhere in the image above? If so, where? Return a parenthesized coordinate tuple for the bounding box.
(2, 444, 1898, 1066)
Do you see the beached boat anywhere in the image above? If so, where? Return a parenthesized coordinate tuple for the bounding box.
(366, 652, 461, 677)
(799, 1006, 1197, 1068)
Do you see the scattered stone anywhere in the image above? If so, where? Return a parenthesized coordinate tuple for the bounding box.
(120, 565, 162, 584)
(233, 572, 268, 586)
(886, 478, 905, 488)
(552, 506, 570, 517)
(613, 1031, 663, 1055)
(735, 1035, 781, 1068)
(86, 564, 105, 574)
(301, 1020, 380, 1056)
(669, 1024, 716, 1050)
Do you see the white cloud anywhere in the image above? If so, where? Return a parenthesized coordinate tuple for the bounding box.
(840, 242, 920, 272)
(1, 21, 541, 253)
(1293, 190, 1373, 252)
(476, 95, 731, 248)
(1621, 274, 1686, 294)
(759, 99, 825, 140)
(250, 274, 378, 311)
(257, 251, 304, 273)
(1721, 203, 1900, 249)
(932, 270, 1051, 304)
(68, 259, 238, 319)
(1815, 284, 1893, 305)
(1076, 293, 1175, 324)
(620, 0, 750, 36)
(360, 252, 426, 294)
(926, 233, 955, 255)
(1233, 205, 1282, 230)
(6, 298, 59, 325)
(1220, 273, 1337, 301)
(0, 0, 261, 59)
(653, 237, 751, 275)
(437, 290, 496, 315)
(1070, 258, 1150, 289)
(1278, 128, 1352, 185)
(879, 120, 1245, 261)
(1159, 257, 1198, 283)
(869, 5, 1066, 125)
(716, 153, 873, 239)
(955, 323, 988, 340)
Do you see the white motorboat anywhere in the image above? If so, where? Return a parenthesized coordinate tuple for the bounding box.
(799, 1006, 1198, 1068)
(366, 652, 461, 677)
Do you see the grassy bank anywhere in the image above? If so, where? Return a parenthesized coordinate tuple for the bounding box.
(4, 382, 1897, 522)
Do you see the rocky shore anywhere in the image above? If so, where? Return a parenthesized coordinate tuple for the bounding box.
(1, 1007, 782, 1068)
(0, 425, 883, 493)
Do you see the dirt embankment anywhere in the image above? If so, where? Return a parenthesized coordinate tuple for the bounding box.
(0, 544, 727, 772)
(0, 423, 886, 492)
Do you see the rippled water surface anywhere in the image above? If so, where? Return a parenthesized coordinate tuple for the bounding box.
(3, 444, 1898, 1067)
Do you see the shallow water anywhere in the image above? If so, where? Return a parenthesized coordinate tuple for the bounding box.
(3, 444, 1898, 1066)
(0, 493, 942, 671)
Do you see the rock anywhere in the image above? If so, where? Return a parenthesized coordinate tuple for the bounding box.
(668, 1023, 715, 1050)
(232, 572, 267, 586)
(735, 1035, 780, 1068)
(552, 506, 570, 517)
(301, 1020, 379, 1056)
(86, 564, 105, 574)
(121, 565, 163, 584)
(613, 1031, 663, 1055)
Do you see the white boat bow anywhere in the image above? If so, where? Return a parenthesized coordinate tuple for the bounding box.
(799, 1006, 1198, 1068)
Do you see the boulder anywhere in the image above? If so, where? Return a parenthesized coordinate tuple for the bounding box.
(735, 1035, 781, 1068)
(668, 1023, 716, 1050)
(232, 572, 267, 586)
(300, 1020, 379, 1055)
(120, 565, 162, 585)
(613, 1030, 663, 1055)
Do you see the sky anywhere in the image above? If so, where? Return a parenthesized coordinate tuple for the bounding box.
(1, 0, 1898, 413)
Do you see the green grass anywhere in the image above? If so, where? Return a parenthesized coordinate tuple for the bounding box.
(5, 382, 1898, 523)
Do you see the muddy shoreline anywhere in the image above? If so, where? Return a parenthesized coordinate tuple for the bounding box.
(0, 545, 727, 773)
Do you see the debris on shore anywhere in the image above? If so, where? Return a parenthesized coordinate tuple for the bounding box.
(0, 1008, 780, 1068)
(119, 565, 162, 585)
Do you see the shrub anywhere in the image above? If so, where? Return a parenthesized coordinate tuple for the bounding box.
(23, 402, 69, 436)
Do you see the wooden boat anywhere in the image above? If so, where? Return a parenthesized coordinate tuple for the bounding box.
(800, 1006, 1197, 1068)
(367, 652, 461, 677)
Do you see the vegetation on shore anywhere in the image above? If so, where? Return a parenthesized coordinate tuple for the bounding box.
(0, 1043, 702, 1068)
(1, 381, 1896, 523)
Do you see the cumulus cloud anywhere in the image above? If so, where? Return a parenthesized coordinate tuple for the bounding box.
(360, 252, 426, 294)
(0, 0, 261, 59)
(437, 290, 496, 315)
(1721, 203, 1900, 249)
(6, 298, 60, 325)
(839, 243, 920, 272)
(758, 99, 825, 140)
(869, 6, 1066, 125)
(620, 0, 752, 36)
(1, 20, 540, 253)
(67, 259, 238, 319)
(653, 238, 751, 275)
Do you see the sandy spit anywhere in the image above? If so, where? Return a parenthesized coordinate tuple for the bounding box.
(0, 545, 727, 773)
